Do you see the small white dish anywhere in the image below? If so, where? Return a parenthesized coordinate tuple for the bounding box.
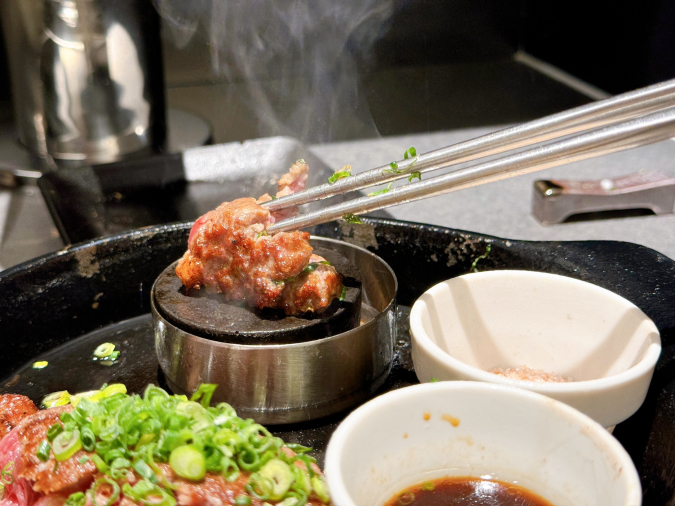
(324, 382, 641, 506)
(409, 270, 661, 428)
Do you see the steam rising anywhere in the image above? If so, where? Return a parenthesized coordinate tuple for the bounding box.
(155, 0, 393, 143)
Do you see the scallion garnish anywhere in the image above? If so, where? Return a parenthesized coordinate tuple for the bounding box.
(234, 496, 252, 505)
(404, 146, 417, 159)
(53, 429, 82, 461)
(92, 343, 119, 364)
(29, 383, 328, 504)
(408, 171, 421, 182)
(342, 214, 362, 224)
(64, 492, 85, 506)
(0, 483, 5, 501)
(37, 441, 51, 462)
(328, 165, 352, 184)
(339, 285, 347, 302)
(1, 462, 14, 485)
(32, 361, 48, 369)
(256, 230, 269, 239)
(382, 161, 404, 176)
(368, 183, 393, 197)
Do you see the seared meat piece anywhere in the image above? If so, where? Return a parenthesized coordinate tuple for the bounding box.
(0, 428, 38, 506)
(16, 406, 97, 494)
(0, 394, 38, 440)
(281, 254, 344, 314)
(176, 161, 343, 315)
(257, 159, 308, 221)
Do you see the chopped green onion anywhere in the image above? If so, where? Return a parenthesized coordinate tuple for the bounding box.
(190, 384, 217, 408)
(429, 377, 440, 383)
(133, 459, 158, 484)
(91, 454, 108, 473)
(328, 165, 352, 184)
(471, 243, 492, 273)
(312, 475, 331, 503)
(37, 441, 51, 462)
(404, 146, 417, 159)
(398, 491, 416, 505)
(80, 426, 96, 452)
(258, 459, 293, 500)
(382, 161, 405, 176)
(234, 496, 252, 506)
(408, 171, 422, 182)
(88, 477, 120, 506)
(53, 429, 82, 461)
(170, 445, 206, 481)
(25, 382, 330, 504)
(0, 483, 5, 501)
(1, 462, 14, 485)
(339, 285, 347, 302)
(422, 481, 435, 491)
(368, 183, 393, 197)
(93, 343, 116, 359)
(32, 361, 48, 369)
(342, 214, 362, 224)
(256, 230, 269, 238)
(47, 423, 64, 441)
(65, 492, 86, 506)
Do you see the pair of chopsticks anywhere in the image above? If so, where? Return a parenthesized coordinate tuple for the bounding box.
(263, 79, 675, 233)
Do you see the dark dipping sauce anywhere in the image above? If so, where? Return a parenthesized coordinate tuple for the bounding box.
(384, 477, 555, 506)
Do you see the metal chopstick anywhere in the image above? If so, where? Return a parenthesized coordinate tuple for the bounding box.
(262, 78, 675, 213)
(266, 106, 675, 233)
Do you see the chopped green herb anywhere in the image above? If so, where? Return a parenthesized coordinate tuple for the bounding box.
(0, 483, 5, 501)
(382, 161, 405, 176)
(421, 481, 436, 491)
(64, 492, 86, 506)
(471, 243, 492, 273)
(404, 146, 417, 159)
(275, 261, 332, 285)
(93, 343, 115, 359)
(33, 361, 48, 369)
(328, 165, 352, 184)
(234, 496, 252, 506)
(93, 343, 120, 364)
(37, 441, 51, 462)
(339, 285, 347, 302)
(270, 195, 277, 200)
(368, 183, 393, 197)
(342, 214, 362, 224)
(34, 383, 327, 504)
(408, 171, 422, 183)
(1, 462, 14, 485)
(256, 230, 269, 239)
(429, 378, 439, 383)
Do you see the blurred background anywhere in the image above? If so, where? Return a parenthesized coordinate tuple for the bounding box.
(0, 0, 675, 269)
(1, 0, 674, 147)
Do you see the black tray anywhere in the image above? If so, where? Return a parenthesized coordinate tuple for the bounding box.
(1, 218, 674, 505)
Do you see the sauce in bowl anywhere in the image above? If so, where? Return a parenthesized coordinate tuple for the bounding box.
(384, 477, 554, 506)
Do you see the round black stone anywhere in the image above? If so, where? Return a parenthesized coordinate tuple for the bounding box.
(153, 247, 362, 344)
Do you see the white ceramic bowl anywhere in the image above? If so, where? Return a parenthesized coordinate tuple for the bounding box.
(324, 382, 641, 506)
(409, 270, 661, 428)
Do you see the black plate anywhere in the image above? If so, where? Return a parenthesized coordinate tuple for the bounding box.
(1, 218, 674, 504)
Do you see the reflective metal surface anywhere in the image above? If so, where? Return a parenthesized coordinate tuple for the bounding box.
(153, 237, 397, 424)
(263, 78, 675, 212)
(267, 106, 675, 233)
(0, 0, 165, 164)
(532, 171, 675, 225)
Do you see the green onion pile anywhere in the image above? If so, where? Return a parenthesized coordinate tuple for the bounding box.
(38, 384, 330, 506)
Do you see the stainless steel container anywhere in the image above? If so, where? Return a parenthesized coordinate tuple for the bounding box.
(0, 0, 165, 164)
(153, 237, 397, 424)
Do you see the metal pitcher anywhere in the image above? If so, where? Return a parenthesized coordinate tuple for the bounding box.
(1, 0, 165, 165)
